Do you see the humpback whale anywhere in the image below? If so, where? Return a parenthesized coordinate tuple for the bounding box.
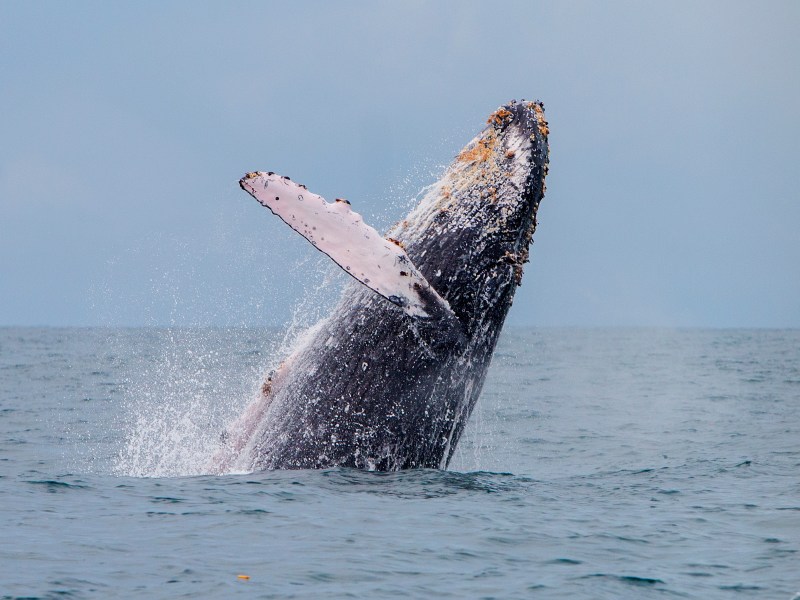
(216, 100, 549, 472)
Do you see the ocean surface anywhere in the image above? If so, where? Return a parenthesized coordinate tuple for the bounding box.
(0, 327, 798, 599)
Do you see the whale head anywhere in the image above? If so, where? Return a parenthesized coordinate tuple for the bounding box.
(388, 100, 550, 337)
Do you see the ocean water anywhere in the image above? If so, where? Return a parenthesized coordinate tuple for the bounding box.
(1, 327, 798, 599)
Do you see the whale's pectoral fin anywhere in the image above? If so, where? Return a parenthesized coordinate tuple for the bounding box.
(239, 171, 461, 329)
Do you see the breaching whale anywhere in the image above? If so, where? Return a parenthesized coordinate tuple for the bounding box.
(216, 100, 549, 472)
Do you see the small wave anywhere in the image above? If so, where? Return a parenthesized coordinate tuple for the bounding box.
(150, 496, 184, 504)
(25, 479, 90, 492)
(547, 558, 582, 565)
(719, 584, 763, 591)
(581, 573, 665, 586)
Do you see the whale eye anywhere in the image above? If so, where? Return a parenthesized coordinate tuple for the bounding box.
(298, 195, 304, 201)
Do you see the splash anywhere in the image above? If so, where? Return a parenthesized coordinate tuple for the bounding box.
(112, 258, 346, 478)
(112, 328, 266, 477)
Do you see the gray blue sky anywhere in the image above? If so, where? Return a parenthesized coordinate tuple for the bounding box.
(1, 1, 798, 327)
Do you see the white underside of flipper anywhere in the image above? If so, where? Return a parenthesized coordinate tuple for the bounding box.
(240, 171, 455, 321)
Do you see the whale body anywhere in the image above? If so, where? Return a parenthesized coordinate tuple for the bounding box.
(217, 100, 549, 472)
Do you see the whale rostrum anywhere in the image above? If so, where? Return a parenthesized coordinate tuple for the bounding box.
(217, 100, 550, 472)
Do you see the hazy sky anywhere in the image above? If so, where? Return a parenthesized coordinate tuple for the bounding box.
(1, 1, 798, 327)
